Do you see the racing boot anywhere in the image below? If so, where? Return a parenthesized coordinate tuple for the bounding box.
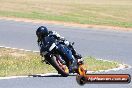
(74, 54, 84, 65)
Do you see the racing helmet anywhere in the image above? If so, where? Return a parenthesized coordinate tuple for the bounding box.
(36, 26, 49, 39)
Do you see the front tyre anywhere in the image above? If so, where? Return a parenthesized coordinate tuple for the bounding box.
(51, 55, 69, 77)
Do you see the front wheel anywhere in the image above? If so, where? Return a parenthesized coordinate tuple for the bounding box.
(51, 55, 69, 77)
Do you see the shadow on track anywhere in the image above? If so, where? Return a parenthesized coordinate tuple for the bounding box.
(28, 73, 77, 77)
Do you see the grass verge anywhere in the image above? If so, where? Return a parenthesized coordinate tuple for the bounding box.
(0, 0, 132, 28)
(0, 47, 119, 77)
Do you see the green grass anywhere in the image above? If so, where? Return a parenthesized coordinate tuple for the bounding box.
(0, 47, 120, 77)
(0, 0, 132, 28)
(0, 48, 56, 77)
(84, 57, 119, 71)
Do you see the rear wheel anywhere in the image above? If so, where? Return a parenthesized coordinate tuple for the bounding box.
(51, 55, 69, 77)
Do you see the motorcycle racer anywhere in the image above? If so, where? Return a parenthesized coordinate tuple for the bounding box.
(36, 26, 83, 72)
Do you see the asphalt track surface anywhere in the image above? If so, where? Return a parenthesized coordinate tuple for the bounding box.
(0, 19, 132, 88)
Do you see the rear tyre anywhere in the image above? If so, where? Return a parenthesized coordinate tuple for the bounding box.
(51, 55, 69, 77)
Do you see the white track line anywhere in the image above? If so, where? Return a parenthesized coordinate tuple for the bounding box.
(86, 58, 131, 73)
(0, 46, 131, 79)
(86, 63, 131, 74)
(0, 46, 39, 53)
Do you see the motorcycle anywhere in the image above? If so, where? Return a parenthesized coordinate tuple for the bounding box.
(39, 35, 86, 77)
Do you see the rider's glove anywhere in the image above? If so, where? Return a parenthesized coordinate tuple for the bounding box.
(64, 40, 70, 46)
